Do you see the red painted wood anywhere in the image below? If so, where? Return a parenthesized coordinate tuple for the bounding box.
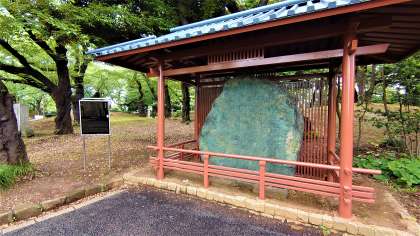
(157, 64, 165, 180)
(338, 35, 358, 218)
(204, 154, 210, 188)
(327, 66, 338, 182)
(148, 146, 381, 175)
(259, 160, 266, 200)
(150, 154, 376, 203)
(163, 44, 389, 76)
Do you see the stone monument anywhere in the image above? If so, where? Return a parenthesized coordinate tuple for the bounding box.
(199, 78, 303, 176)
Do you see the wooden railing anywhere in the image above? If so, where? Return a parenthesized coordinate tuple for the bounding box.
(148, 144, 381, 203)
(165, 139, 197, 160)
(328, 150, 340, 180)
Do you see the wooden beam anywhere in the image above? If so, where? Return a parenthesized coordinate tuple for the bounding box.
(159, 17, 392, 61)
(168, 77, 196, 86)
(376, 28, 420, 35)
(364, 32, 420, 40)
(362, 37, 418, 44)
(198, 73, 329, 86)
(163, 44, 389, 77)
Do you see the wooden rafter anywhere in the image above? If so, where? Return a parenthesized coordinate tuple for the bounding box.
(163, 44, 389, 77)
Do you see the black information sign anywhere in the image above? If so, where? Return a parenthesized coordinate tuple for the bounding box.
(79, 99, 110, 135)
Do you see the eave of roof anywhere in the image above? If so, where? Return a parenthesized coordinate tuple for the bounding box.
(86, 0, 369, 57)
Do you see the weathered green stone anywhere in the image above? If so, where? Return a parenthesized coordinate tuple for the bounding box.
(199, 78, 303, 176)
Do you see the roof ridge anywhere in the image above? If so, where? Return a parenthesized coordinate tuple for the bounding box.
(169, 0, 310, 33)
(87, 35, 156, 54)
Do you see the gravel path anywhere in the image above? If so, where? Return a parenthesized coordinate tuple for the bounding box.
(5, 187, 323, 236)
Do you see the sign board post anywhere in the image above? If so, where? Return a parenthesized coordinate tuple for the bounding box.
(79, 98, 112, 170)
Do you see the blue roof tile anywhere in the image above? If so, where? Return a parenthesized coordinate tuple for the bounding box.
(87, 0, 369, 57)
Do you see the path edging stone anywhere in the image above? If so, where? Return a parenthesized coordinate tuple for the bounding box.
(0, 211, 13, 225)
(12, 204, 42, 221)
(0, 177, 124, 228)
(124, 173, 416, 236)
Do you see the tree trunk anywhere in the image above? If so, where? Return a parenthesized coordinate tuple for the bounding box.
(258, 0, 269, 7)
(145, 76, 157, 117)
(71, 75, 84, 124)
(34, 98, 43, 115)
(0, 80, 28, 164)
(53, 45, 73, 135)
(356, 66, 366, 151)
(71, 58, 89, 124)
(381, 66, 391, 137)
(164, 84, 171, 118)
(336, 76, 342, 139)
(356, 65, 376, 151)
(133, 73, 147, 116)
(181, 82, 191, 123)
(397, 90, 409, 153)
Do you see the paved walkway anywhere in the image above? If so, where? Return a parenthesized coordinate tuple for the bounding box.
(4, 187, 321, 236)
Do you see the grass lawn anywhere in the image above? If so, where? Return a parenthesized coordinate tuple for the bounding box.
(0, 164, 33, 190)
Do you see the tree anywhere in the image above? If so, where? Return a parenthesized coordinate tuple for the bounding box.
(181, 83, 191, 123)
(164, 84, 172, 118)
(131, 73, 147, 116)
(0, 78, 28, 164)
(355, 65, 377, 151)
(71, 45, 90, 124)
(145, 77, 158, 117)
(0, 1, 94, 134)
(370, 53, 420, 155)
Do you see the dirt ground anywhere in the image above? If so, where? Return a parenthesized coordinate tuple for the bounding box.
(0, 113, 193, 212)
(0, 111, 418, 229)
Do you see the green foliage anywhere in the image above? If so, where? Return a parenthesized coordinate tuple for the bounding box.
(368, 53, 420, 155)
(370, 106, 420, 153)
(64, 1, 176, 46)
(354, 153, 420, 187)
(3, 82, 55, 114)
(0, 163, 33, 190)
(388, 158, 420, 187)
(354, 153, 394, 182)
(319, 225, 331, 236)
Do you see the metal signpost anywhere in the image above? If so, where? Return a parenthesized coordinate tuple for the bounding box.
(79, 98, 112, 170)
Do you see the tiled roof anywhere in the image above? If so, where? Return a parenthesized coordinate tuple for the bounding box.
(87, 0, 367, 57)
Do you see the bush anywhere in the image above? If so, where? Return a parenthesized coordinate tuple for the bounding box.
(354, 153, 420, 187)
(0, 164, 33, 190)
(388, 158, 420, 187)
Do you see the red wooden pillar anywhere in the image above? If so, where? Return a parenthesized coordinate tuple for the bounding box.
(204, 154, 209, 188)
(339, 35, 358, 218)
(157, 63, 165, 180)
(259, 160, 266, 200)
(327, 65, 337, 182)
(194, 79, 200, 141)
(194, 79, 200, 159)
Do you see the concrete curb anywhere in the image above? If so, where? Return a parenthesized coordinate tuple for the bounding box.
(124, 174, 416, 236)
(383, 192, 420, 235)
(0, 177, 124, 229)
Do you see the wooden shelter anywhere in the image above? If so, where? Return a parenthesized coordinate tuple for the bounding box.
(88, 0, 420, 218)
